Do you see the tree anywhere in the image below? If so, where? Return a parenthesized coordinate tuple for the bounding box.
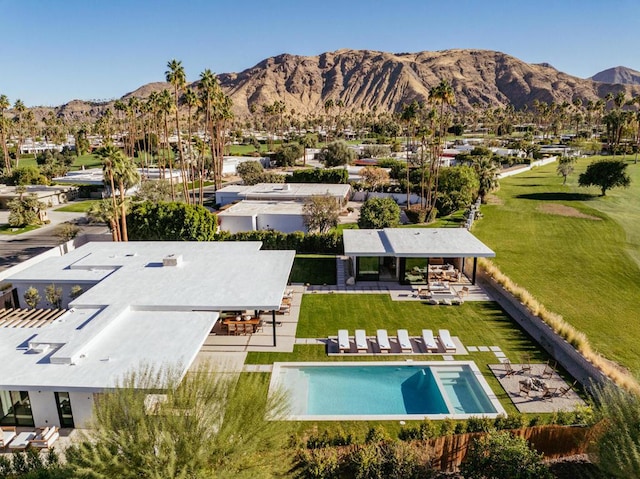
(473, 156, 501, 203)
(166, 59, 187, 196)
(236, 160, 265, 185)
(437, 166, 479, 216)
(358, 197, 400, 229)
(303, 194, 340, 233)
(8, 193, 46, 227)
(54, 222, 81, 243)
(0, 94, 11, 173)
(360, 166, 390, 191)
(65, 364, 289, 478)
(272, 142, 303, 167)
(88, 199, 120, 242)
(578, 159, 631, 196)
(9, 165, 48, 185)
(23, 286, 41, 309)
(45, 284, 63, 309)
(317, 140, 356, 167)
(128, 201, 217, 241)
(133, 179, 181, 203)
(591, 384, 640, 478)
(460, 430, 551, 479)
(556, 157, 576, 185)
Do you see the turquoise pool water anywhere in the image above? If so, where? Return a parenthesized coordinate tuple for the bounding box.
(271, 362, 502, 419)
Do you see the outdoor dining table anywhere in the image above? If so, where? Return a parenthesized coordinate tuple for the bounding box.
(222, 317, 260, 334)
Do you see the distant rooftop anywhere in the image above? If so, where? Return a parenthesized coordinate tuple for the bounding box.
(218, 200, 305, 216)
(217, 182, 351, 199)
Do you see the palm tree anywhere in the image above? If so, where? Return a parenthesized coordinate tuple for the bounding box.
(183, 88, 200, 204)
(166, 59, 187, 196)
(96, 144, 123, 241)
(13, 99, 26, 167)
(473, 156, 500, 203)
(158, 89, 176, 200)
(88, 199, 120, 242)
(0, 94, 11, 173)
(113, 154, 140, 241)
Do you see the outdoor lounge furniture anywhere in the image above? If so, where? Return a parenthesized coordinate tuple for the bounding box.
(503, 359, 516, 377)
(8, 431, 36, 451)
(338, 329, 350, 353)
(540, 386, 558, 401)
(557, 380, 578, 397)
(376, 329, 391, 353)
(421, 329, 438, 353)
(541, 360, 557, 379)
(397, 329, 412, 352)
(438, 329, 456, 353)
(355, 329, 368, 353)
(29, 426, 59, 449)
(1, 426, 16, 448)
(519, 380, 531, 397)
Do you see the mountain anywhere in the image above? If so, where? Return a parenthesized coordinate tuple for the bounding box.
(590, 66, 640, 85)
(23, 49, 640, 121)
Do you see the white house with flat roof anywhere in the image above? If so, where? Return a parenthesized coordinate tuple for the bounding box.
(1, 241, 295, 428)
(215, 183, 352, 207)
(343, 228, 495, 284)
(218, 200, 307, 233)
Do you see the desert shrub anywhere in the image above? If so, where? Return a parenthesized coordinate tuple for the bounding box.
(365, 426, 389, 444)
(404, 206, 428, 224)
(293, 447, 340, 479)
(494, 413, 525, 430)
(466, 416, 495, 433)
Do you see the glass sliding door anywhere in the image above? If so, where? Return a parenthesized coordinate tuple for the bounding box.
(55, 392, 75, 428)
(0, 390, 34, 426)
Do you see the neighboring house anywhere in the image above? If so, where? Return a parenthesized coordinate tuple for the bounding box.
(1, 241, 295, 428)
(215, 183, 352, 207)
(218, 200, 307, 234)
(0, 185, 78, 210)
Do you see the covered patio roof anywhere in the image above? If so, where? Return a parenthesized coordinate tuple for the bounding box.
(343, 228, 495, 258)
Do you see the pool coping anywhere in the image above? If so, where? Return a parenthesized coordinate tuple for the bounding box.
(269, 360, 507, 421)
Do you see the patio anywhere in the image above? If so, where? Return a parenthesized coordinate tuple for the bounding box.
(489, 362, 586, 413)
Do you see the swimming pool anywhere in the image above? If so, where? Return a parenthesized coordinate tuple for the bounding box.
(270, 361, 505, 420)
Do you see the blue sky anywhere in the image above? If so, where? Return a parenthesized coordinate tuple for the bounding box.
(2, 0, 639, 106)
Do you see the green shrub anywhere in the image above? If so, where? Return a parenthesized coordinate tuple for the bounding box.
(494, 413, 525, 430)
(404, 206, 428, 224)
(466, 416, 495, 433)
(288, 168, 349, 184)
(293, 448, 340, 479)
(365, 425, 389, 444)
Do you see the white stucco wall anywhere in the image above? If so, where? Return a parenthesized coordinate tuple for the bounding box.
(29, 390, 60, 428)
(215, 191, 242, 206)
(69, 391, 95, 428)
(218, 215, 257, 234)
(256, 214, 307, 233)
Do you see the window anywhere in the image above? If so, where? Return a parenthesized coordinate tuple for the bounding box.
(0, 390, 34, 427)
(55, 392, 75, 428)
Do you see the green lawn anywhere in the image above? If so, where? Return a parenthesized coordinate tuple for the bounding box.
(247, 294, 554, 415)
(289, 254, 337, 285)
(473, 157, 640, 376)
(0, 224, 40, 235)
(16, 153, 102, 171)
(55, 200, 99, 212)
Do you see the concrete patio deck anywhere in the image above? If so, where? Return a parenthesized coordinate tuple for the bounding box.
(489, 363, 586, 413)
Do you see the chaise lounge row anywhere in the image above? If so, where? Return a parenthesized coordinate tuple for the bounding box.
(0, 425, 59, 451)
(337, 329, 456, 354)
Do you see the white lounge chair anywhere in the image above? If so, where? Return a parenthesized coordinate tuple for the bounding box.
(438, 329, 456, 353)
(29, 426, 59, 449)
(338, 329, 350, 353)
(8, 431, 36, 451)
(376, 329, 391, 353)
(421, 329, 438, 353)
(397, 329, 412, 352)
(355, 329, 368, 352)
(1, 426, 16, 448)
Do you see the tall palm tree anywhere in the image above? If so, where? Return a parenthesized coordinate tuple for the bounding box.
(198, 69, 215, 202)
(88, 199, 121, 242)
(113, 154, 140, 241)
(183, 88, 200, 204)
(0, 94, 11, 173)
(13, 99, 26, 167)
(426, 79, 455, 219)
(158, 89, 176, 200)
(97, 144, 122, 241)
(166, 59, 187, 196)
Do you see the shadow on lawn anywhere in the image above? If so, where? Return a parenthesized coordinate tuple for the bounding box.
(515, 192, 595, 202)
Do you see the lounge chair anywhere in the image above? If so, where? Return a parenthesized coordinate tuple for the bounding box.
(541, 359, 557, 379)
(557, 380, 578, 397)
(421, 329, 438, 353)
(8, 431, 36, 451)
(519, 380, 532, 397)
(540, 386, 558, 401)
(29, 426, 59, 449)
(376, 329, 391, 353)
(1, 426, 16, 448)
(338, 329, 350, 353)
(355, 329, 368, 353)
(503, 359, 516, 377)
(397, 329, 412, 353)
(438, 329, 456, 353)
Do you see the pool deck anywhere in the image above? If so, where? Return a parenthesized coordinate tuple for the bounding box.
(489, 363, 586, 413)
(324, 334, 467, 356)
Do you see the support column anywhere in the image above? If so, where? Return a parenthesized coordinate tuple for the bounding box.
(272, 310, 277, 347)
(472, 257, 478, 285)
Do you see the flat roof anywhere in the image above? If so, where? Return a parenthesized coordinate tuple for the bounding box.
(343, 228, 495, 258)
(218, 200, 305, 216)
(217, 183, 351, 199)
(2, 241, 296, 390)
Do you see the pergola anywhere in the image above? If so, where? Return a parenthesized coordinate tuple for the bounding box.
(343, 228, 495, 284)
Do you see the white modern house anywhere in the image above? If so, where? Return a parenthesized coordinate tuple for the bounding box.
(1, 241, 295, 428)
(218, 201, 307, 234)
